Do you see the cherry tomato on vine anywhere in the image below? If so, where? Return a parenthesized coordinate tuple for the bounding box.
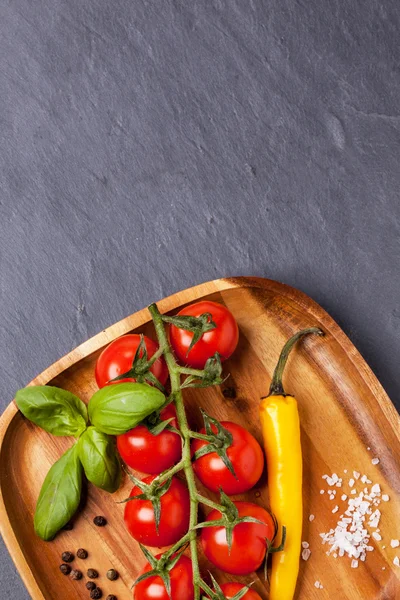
(206, 583, 263, 600)
(124, 475, 190, 547)
(95, 334, 168, 388)
(134, 554, 194, 600)
(169, 301, 239, 368)
(117, 404, 182, 474)
(192, 421, 264, 494)
(201, 501, 275, 575)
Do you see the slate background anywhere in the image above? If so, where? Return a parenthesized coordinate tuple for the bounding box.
(1, 0, 400, 596)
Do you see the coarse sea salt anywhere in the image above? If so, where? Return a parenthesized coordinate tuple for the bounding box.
(302, 548, 311, 561)
(391, 539, 400, 548)
(319, 476, 389, 565)
(309, 514, 315, 522)
(394, 556, 400, 567)
(371, 458, 380, 465)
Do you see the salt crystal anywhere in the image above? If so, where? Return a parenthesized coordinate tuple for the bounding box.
(314, 581, 321, 588)
(394, 556, 400, 567)
(382, 567, 386, 570)
(309, 514, 315, 522)
(320, 489, 325, 494)
(390, 540, 400, 548)
(371, 483, 381, 495)
(332, 506, 339, 514)
(344, 469, 348, 473)
(371, 458, 380, 465)
(302, 541, 309, 548)
(351, 489, 357, 495)
(353, 471, 360, 480)
(351, 559, 359, 568)
(302, 548, 311, 561)
(361, 475, 368, 484)
(349, 478, 355, 488)
(372, 532, 382, 541)
(382, 494, 389, 502)
(367, 447, 371, 450)
(341, 494, 348, 501)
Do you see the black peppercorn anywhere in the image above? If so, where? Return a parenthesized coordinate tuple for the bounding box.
(61, 551, 74, 563)
(62, 522, 73, 531)
(106, 569, 119, 581)
(106, 595, 117, 600)
(77, 548, 88, 559)
(87, 568, 99, 579)
(70, 569, 83, 580)
(59, 564, 71, 575)
(86, 581, 96, 591)
(93, 516, 107, 527)
(90, 587, 103, 599)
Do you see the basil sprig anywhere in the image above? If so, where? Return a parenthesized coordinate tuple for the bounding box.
(34, 444, 83, 541)
(89, 382, 165, 435)
(15, 386, 88, 437)
(78, 427, 121, 493)
(15, 381, 166, 540)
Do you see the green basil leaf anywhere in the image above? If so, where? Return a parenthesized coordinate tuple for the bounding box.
(88, 382, 165, 435)
(34, 444, 83, 541)
(15, 385, 88, 437)
(78, 427, 121, 493)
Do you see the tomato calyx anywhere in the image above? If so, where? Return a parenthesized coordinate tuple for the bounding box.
(181, 353, 224, 389)
(195, 490, 265, 551)
(263, 524, 287, 582)
(191, 409, 237, 478)
(202, 574, 254, 600)
(162, 312, 217, 355)
(119, 469, 173, 532)
(134, 545, 186, 596)
(110, 335, 165, 391)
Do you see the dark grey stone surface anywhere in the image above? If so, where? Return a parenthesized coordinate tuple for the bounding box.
(1, 0, 400, 596)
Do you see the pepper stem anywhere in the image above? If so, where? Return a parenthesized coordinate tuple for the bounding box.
(268, 327, 323, 396)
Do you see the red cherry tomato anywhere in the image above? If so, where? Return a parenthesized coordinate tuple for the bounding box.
(206, 583, 262, 600)
(169, 301, 239, 368)
(117, 405, 182, 474)
(134, 553, 194, 600)
(95, 334, 168, 388)
(192, 421, 264, 494)
(124, 475, 190, 547)
(201, 501, 275, 575)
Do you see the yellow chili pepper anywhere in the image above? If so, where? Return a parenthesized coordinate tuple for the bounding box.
(260, 327, 323, 600)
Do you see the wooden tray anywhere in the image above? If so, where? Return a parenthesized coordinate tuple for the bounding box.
(1, 277, 399, 600)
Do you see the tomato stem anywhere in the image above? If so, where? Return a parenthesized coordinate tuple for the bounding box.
(196, 493, 225, 512)
(178, 366, 206, 377)
(148, 303, 203, 600)
(151, 459, 186, 484)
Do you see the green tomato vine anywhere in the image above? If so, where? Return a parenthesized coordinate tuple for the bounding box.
(131, 303, 265, 600)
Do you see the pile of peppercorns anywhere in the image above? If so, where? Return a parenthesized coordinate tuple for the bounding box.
(58, 517, 118, 600)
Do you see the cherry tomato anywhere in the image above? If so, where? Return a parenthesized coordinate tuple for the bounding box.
(117, 405, 182, 474)
(169, 301, 239, 368)
(95, 334, 168, 388)
(201, 501, 275, 575)
(192, 421, 264, 494)
(206, 583, 262, 600)
(134, 553, 194, 600)
(124, 475, 190, 547)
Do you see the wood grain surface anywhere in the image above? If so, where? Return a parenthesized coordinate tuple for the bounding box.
(0, 277, 399, 599)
